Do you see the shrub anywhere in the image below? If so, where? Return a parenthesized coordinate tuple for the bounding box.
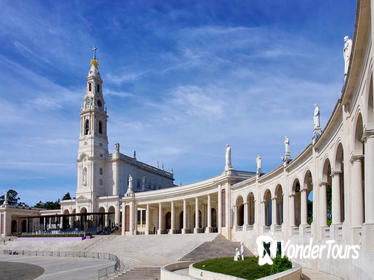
(270, 255, 292, 274)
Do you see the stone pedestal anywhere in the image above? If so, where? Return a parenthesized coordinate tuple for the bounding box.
(362, 223, 374, 253)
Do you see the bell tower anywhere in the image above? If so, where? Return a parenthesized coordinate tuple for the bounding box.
(76, 47, 108, 207)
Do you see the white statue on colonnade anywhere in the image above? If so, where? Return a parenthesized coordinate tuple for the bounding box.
(343, 35, 353, 81)
(256, 155, 262, 177)
(282, 136, 291, 164)
(225, 144, 232, 171)
(313, 104, 322, 141)
(125, 174, 134, 196)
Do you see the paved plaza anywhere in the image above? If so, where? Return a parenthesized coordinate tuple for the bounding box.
(0, 255, 113, 280)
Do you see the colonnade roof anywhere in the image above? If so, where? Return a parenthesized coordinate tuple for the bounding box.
(123, 169, 255, 203)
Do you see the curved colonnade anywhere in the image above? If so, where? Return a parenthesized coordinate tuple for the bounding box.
(122, 1, 373, 278)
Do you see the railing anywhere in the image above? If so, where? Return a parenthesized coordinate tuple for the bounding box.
(0, 249, 121, 280)
(263, 226, 270, 232)
(21, 229, 86, 236)
(236, 226, 243, 232)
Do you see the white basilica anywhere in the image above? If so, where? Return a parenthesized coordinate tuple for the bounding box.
(1, 0, 374, 278)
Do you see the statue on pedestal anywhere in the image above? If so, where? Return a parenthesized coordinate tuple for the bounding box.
(126, 174, 134, 196)
(313, 104, 322, 141)
(256, 155, 262, 177)
(225, 144, 232, 171)
(115, 143, 120, 153)
(281, 137, 291, 163)
(343, 36, 353, 81)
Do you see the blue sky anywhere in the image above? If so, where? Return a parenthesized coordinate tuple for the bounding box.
(0, 0, 356, 205)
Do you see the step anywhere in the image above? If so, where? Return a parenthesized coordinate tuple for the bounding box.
(114, 267, 160, 280)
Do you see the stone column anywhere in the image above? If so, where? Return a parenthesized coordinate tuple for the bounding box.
(271, 197, 276, 231)
(225, 184, 230, 231)
(259, 200, 265, 233)
(319, 182, 327, 227)
(3, 212, 8, 236)
(202, 204, 207, 228)
(289, 194, 295, 233)
(351, 156, 364, 227)
(364, 133, 374, 224)
(158, 202, 163, 234)
(182, 199, 187, 234)
(115, 205, 120, 226)
(300, 187, 308, 226)
(69, 215, 73, 229)
(363, 132, 374, 251)
(206, 194, 212, 233)
(112, 153, 119, 196)
(170, 201, 175, 234)
(129, 201, 135, 235)
(233, 205, 238, 231)
(121, 203, 125, 235)
(243, 202, 249, 230)
(299, 186, 308, 235)
(194, 197, 199, 233)
(331, 171, 341, 225)
(105, 208, 109, 227)
(140, 210, 143, 227)
(253, 198, 258, 231)
(218, 187, 222, 231)
(145, 204, 150, 235)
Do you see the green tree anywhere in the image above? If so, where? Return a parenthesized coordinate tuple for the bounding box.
(62, 192, 71, 201)
(0, 189, 20, 205)
(34, 200, 61, 210)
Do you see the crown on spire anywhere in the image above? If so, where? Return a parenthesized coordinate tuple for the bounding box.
(90, 46, 99, 67)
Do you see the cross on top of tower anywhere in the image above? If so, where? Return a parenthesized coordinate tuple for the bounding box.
(92, 46, 97, 59)
(90, 46, 99, 67)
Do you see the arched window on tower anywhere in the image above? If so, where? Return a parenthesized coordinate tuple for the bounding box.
(84, 119, 89, 135)
(99, 121, 103, 134)
(97, 84, 100, 92)
(89, 83, 92, 91)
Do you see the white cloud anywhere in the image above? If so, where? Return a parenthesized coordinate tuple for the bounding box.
(105, 71, 147, 85)
(105, 89, 134, 98)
